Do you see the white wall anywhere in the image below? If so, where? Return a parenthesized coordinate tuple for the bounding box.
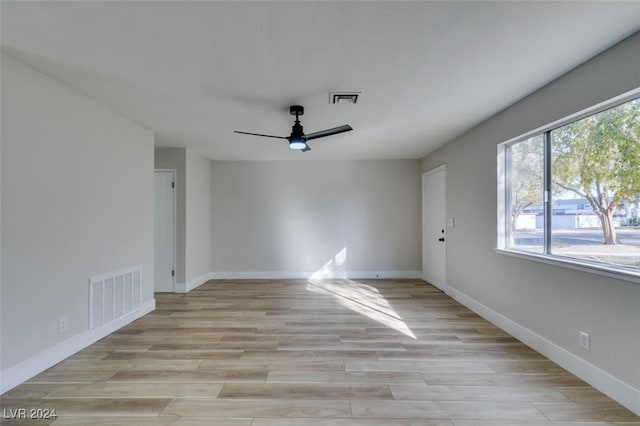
(185, 150, 211, 283)
(421, 32, 640, 409)
(1, 54, 155, 373)
(210, 160, 421, 277)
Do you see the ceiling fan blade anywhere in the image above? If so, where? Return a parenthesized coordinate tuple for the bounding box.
(304, 125, 353, 141)
(234, 131, 288, 139)
(301, 144, 311, 152)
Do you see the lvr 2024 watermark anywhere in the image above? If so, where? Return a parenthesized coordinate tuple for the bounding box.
(3, 408, 57, 419)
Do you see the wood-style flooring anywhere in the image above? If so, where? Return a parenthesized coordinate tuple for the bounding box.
(2, 279, 638, 425)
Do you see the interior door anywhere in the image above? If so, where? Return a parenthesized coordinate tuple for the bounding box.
(422, 166, 446, 290)
(154, 170, 176, 292)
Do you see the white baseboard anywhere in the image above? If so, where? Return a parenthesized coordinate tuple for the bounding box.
(209, 270, 422, 280)
(175, 273, 211, 293)
(0, 298, 155, 394)
(441, 283, 640, 416)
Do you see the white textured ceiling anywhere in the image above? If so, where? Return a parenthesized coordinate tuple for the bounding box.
(2, 1, 640, 160)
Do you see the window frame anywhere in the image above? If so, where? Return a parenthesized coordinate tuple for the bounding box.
(497, 88, 640, 283)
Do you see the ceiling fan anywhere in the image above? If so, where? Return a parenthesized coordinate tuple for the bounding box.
(234, 105, 353, 152)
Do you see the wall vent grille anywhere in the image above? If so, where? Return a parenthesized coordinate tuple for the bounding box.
(90, 266, 142, 329)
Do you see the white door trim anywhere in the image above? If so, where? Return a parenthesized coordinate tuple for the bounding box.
(154, 169, 177, 292)
(422, 164, 447, 289)
(423, 163, 446, 177)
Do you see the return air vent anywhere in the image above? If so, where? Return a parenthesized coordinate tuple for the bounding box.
(329, 92, 360, 104)
(90, 266, 142, 329)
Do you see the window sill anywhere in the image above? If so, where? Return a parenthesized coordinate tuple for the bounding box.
(495, 248, 640, 284)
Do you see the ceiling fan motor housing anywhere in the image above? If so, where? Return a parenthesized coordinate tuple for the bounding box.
(290, 105, 304, 116)
(291, 123, 304, 138)
(290, 105, 305, 138)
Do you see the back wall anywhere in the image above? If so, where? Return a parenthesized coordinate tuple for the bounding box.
(210, 160, 421, 277)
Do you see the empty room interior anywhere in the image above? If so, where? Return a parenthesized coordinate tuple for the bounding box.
(2, 1, 640, 424)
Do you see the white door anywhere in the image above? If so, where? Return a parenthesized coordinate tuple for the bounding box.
(422, 166, 446, 290)
(154, 170, 176, 292)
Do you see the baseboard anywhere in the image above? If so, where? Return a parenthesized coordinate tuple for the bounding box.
(0, 298, 155, 394)
(175, 273, 211, 293)
(208, 270, 422, 280)
(441, 283, 640, 416)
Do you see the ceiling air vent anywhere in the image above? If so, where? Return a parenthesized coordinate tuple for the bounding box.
(330, 92, 360, 104)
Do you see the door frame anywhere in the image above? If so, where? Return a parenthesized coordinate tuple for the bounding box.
(154, 169, 177, 292)
(422, 164, 447, 289)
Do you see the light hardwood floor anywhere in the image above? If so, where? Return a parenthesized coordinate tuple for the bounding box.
(2, 279, 638, 425)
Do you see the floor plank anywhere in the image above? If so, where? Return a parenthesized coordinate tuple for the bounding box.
(252, 420, 452, 426)
(350, 399, 548, 420)
(218, 383, 393, 399)
(390, 383, 570, 402)
(49, 418, 251, 426)
(161, 398, 351, 417)
(533, 402, 640, 422)
(1, 398, 170, 416)
(45, 383, 223, 399)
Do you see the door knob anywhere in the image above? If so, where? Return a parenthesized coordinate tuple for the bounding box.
(438, 237, 445, 242)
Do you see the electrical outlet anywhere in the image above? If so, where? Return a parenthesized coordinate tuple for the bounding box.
(579, 331, 590, 351)
(58, 316, 68, 333)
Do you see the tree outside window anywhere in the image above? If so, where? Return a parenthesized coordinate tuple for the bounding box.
(552, 99, 640, 245)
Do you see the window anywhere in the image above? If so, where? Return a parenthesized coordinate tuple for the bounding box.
(498, 94, 640, 278)
(505, 135, 544, 254)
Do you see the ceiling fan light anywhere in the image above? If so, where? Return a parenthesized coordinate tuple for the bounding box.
(289, 139, 306, 150)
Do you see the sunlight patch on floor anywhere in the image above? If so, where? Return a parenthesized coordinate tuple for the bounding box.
(307, 248, 416, 338)
(306, 279, 416, 339)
